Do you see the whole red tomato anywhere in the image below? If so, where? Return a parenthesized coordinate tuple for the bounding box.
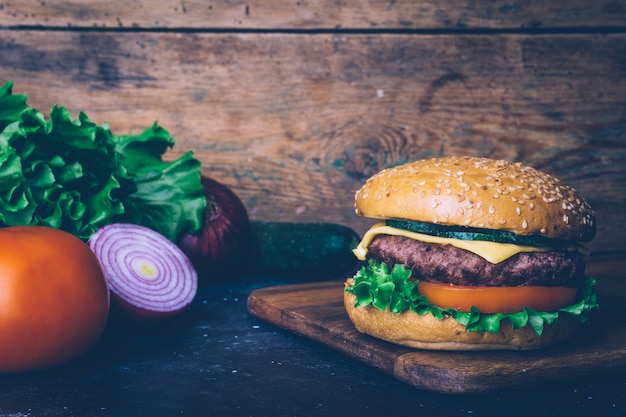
(0, 226, 110, 373)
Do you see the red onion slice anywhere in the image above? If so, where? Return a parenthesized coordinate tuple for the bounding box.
(89, 223, 198, 319)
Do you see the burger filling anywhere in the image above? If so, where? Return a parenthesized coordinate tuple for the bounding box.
(345, 221, 599, 335)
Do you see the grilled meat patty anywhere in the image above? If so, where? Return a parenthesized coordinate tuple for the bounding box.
(368, 235, 586, 287)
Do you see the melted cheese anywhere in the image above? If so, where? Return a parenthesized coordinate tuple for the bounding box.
(352, 222, 553, 264)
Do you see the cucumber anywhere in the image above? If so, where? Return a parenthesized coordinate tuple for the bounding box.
(248, 221, 361, 280)
(386, 219, 565, 248)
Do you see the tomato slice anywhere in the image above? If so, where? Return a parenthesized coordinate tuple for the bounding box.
(417, 281, 578, 314)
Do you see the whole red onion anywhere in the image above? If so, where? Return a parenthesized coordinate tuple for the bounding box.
(177, 176, 252, 284)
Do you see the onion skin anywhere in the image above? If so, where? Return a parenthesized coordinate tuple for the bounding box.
(177, 176, 252, 284)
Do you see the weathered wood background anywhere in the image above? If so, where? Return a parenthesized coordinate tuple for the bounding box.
(1, 1, 625, 253)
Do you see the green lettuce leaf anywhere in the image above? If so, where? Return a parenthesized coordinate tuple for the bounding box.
(0, 80, 205, 241)
(0, 82, 29, 131)
(113, 123, 205, 242)
(345, 259, 599, 336)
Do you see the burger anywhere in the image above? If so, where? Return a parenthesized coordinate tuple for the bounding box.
(344, 156, 598, 350)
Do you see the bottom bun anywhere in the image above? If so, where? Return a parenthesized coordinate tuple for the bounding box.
(344, 280, 580, 351)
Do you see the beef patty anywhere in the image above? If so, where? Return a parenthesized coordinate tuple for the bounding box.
(368, 235, 586, 287)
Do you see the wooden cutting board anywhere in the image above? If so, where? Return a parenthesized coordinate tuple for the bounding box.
(247, 254, 626, 394)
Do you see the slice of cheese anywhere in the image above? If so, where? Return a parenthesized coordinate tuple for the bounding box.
(352, 222, 554, 264)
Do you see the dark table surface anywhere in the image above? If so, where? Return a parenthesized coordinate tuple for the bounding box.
(1, 275, 624, 417)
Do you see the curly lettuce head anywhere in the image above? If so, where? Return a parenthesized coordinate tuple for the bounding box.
(0, 81, 205, 241)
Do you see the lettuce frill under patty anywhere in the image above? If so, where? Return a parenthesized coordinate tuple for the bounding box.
(345, 259, 598, 336)
(0, 81, 205, 242)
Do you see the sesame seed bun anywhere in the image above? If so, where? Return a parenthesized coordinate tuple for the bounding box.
(354, 156, 595, 242)
(344, 280, 581, 350)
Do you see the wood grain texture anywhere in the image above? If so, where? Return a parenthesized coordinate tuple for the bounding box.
(247, 253, 626, 394)
(1, 1, 625, 30)
(2, 2, 625, 252)
(2, 29, 624, 251)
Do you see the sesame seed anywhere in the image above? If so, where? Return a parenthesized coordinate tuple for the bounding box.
(489, 205, 496, 214)
(522, 220, 528, 229)
(516, 207, 521, 216)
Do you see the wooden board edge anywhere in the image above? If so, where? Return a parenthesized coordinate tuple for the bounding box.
(247, 285, 407, 375)
(393, 346, 626, 394)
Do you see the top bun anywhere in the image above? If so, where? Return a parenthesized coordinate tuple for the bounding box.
(354, 156, 595, 242)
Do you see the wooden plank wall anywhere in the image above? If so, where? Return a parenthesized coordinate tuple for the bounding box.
(1, 1, 625, 253)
